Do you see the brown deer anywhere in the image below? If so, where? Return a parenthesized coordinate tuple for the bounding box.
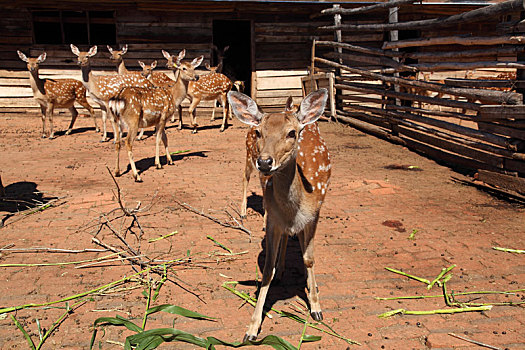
(228, 89, 331, 342)
(162, 49, 204, 128)
(108, 86, 175, 182)
(71, 44, 155, 142)
(186, 67, 233, 133)
(240, 96, 298, 219)
(17, 50, 97, 139)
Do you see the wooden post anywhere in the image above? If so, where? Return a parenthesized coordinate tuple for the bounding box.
(389, 0, 401, 135)
(333, 4, 343, 112)
(517, 8, 525, 104)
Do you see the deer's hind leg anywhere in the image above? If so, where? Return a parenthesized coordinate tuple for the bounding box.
(65, 106, 79, 135)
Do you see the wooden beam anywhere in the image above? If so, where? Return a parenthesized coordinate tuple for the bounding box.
(413, 61, 525, 71)
(445, 78, 517, 89)
(321, 0, 524, 32)
(383, 34, 525, 50)
(319, 0, 415, 16)
(323, 51, 416, 72)
(478, 105, 525, 120)
(477, 170, 525, 194)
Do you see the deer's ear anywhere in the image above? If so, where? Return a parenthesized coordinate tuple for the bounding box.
(121, 44, 128, 54)
(17, 50, 28, 62)
(138, 61, 145, 69)
(37, 52, 47, 63)
(228, 91, 263, 126)
(285, 96, 295, 112)
(297, 88, 328, 126)
(70, 44, 80, 56)
(162, 50, 171, 60)
(88, 46, 98, 57)
(151, 60, 157, 69)
(107, 45, 114, 53)
(177, 49, 186, 62)
(191, 55, 203, 69)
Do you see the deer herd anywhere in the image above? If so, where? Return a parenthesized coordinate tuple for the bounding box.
(17, 45, 332, 342)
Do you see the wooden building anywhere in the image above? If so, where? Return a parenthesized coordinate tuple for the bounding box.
(0, 0, 357, 114)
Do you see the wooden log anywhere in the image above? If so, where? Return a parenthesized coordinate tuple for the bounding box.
(345, 101, 517, 149)
(335, 110, 406, 144)
(413, 61, 525, 71)
(321, 0, 524, 32)
(445, 78, 517, 89)
(317, 57, 523, 104)
(477, 169, 525, 194)
(335, 81, 481, 111)
(319, 0, 415, 16)
(385, 104, 475, 121)
(478, 105, 525, 120)
(315, 40, 525, 61)
(478, 121, 525, 140)
(383, 34, 525, 50)
(324, 51, 416, 72)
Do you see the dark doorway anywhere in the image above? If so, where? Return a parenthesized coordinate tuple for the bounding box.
(212, 20, 252, 96)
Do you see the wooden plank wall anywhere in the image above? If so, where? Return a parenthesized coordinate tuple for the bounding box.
(0, 1, 334, 114)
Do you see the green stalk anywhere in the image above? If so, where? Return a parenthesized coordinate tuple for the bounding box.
(378, 305, 492, 318)
(0, 252, 122, 268)
(207, 235, 233, 254)
(376, 289, 524, 300)
(428, 265, 456, 290)
(142, 283, 153, 330)
(11, 315, 36, 350)
(385, 267, 430, 285)
(297, 313, 309, 350)
(493, 247, 525, 254)
(148, 231, 178, 243)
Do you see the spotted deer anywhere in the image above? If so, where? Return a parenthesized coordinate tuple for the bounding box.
(228, 89, 331, 341)
(186, 68, 233, 133)
(162, 49, 204, 128)
(241, 96, 298, 219)
(71, 44, 155, 142)
(17, 50, 97, 139)
(108, 86, 175, 182)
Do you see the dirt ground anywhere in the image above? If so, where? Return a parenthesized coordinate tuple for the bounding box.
(0, 110, 524, 350)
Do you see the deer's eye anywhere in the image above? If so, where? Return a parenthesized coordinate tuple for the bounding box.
(255, 129, 261, 138)
(287, 130, 296, 139)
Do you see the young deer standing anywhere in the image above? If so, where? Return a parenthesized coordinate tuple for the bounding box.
(17, 50, 97, 139)
(108, 86, 174, 182)
(71, 45, 155, 142)
(186, 68, 233, 133)
(228, 89, 331, 342)
(162, 49, 204, 128)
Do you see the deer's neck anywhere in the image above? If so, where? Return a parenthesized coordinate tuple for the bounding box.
(28, 69, 46, 96)
(267, 154, 303, 210)
(170, 70, 190, 103)
(117, 60, 128, 75)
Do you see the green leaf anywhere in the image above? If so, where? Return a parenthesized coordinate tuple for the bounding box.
(206, 334, 301, 349)
(92, 316, 143, 333)
(146, 304, 216, 321)
(11, 315, 36, 350)
(301, 335, 322, 343)
(125, 328, 208, 348)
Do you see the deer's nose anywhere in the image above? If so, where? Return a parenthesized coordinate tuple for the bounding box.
(257, 157, 273, 173)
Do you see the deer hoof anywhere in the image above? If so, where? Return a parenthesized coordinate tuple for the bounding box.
(134, 176, 143, 183)
(311, 311, 323, 321)
(243, 334, 257, 343)
(65, 129, 72, 135)
(48, 135, 55, 140)
(156, 164, 163, 170)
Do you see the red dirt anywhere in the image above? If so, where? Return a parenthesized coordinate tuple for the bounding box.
(0, 112, 524, 349)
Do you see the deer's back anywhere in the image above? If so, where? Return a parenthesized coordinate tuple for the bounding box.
(43, 78, 86, 106)
(189, 72, 232, 99)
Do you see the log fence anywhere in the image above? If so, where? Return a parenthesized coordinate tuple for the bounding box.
(310, 0, 525, 195)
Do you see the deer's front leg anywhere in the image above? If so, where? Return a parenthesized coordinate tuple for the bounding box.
(298, 218, 322, 321)
(219, 94, 228, 132)
(241, 158, 255, 218)
(39, 105, 47, 138)
(46, 104, 55, 139)
(244, 223, 281, 342)
(188, 97, 200, 134)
